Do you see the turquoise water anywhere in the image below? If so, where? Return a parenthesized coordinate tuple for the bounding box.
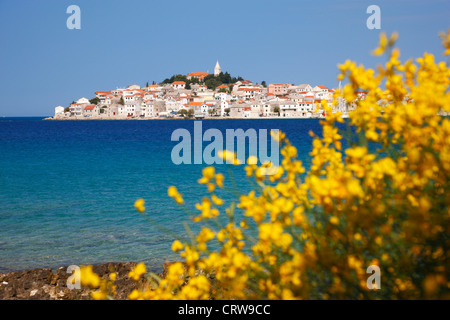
(0, 118, 323, 272)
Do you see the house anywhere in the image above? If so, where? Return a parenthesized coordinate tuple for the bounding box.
(297, 101, 314, 117)
(229, 104, 246, 117)
(143, 84, 160, 92)
(261, 103, 277, 117)
(214, 92, 232, 116)
(110, 89, 121, 95)
(196, 91, 215, 102)
(295, 84, 313, 93)
(95, 91, 111, 100)
(171, 81, 186, 90)
(141, 101, 166, 117)
(165, 97, 184, 113)
(248, 103, 263, 118)
(187, 95, 203, 104)
(187, 102, 203, 114)
(69, 97, 90, 117)
(221, 100, 230, 116)
(83, 104, 100, 117)
(106, 104, 119, 117)
(237, 87, 264, 100)
(313, 85, 330, 92)
(279, 101, 299, 117)
(54, 106, 65, 118)
(235, 80, 253, 86)
(124, 101, 142, 117)
(128, 84, 141, 90)
(215, 92, 231, 101)
(267, 83, 290, 95)
(201, 102, 218, 116)
(216, 84, 229, 92)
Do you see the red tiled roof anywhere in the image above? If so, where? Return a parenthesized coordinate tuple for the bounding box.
(187, 72, 209, 77)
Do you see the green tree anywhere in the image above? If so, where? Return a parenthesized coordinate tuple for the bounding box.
(89, 97, 100, 105)
(64, 107, 70, 113)
(119, 97, 124, 105)
(261, 81, 267, 87)
(205, 76, 222, 90)
(274, 106, 280, 116)
(187, 109, 194, 118)
(177, 109, 188, 117)
(224, 108, 230, 116)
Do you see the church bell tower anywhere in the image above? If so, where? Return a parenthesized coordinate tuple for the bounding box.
(214, 60, 221, 76)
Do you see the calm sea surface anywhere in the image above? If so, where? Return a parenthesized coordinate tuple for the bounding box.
(0, 118, 328, 272)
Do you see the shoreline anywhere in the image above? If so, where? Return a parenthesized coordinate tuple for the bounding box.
(0, 261, 169, 300)
(43, 116, 326, 121)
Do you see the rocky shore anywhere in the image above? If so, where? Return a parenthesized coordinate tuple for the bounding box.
(0, 262, 162, 300)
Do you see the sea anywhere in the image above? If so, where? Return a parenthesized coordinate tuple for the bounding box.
(0, 117, 329, 273)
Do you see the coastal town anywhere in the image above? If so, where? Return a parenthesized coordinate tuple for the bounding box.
(52, 61, 361, 120)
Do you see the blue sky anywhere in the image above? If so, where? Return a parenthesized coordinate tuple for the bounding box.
(0, 0, 449, 116)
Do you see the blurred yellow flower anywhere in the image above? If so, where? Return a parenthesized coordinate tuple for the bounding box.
(134, 198, 145, 213)
(128, 262, 147, 282)
(171, 240, 184, 252)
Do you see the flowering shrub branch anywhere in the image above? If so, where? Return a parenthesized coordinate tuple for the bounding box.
(82, 31, 450, 300)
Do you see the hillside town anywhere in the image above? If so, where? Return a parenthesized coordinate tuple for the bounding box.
(52, 61, 361, 120)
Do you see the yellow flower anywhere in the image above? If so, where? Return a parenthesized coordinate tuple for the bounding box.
(215, 173, 224, 188)
(171, 240, 184, 252)
(128, 262, 147, 282)
(80, 265, 100, 289)
(198, 167, 215, 184)
(270, 130, 285, 143)
(195, 197, 219, 220)
(134, 198, 145, 213)
(211, 194, 224, 206)
(168, 186, 179, 197)
(196, 227, 215, 244)
(91, 290, 107, 300)
(91, 33, 450, 301)
(441, 30, 450, 55)
(372, 32, 388, 56)
(218, 150, 242, 165)
(247, 155, 258, 165)
(128, 289, 141, 300)
(168, 186, 184, 204)
(372, 32, 398, 56)
(329, 216, 339, 225)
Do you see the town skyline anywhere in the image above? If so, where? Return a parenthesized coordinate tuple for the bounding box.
(51, 60, 356, 120)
